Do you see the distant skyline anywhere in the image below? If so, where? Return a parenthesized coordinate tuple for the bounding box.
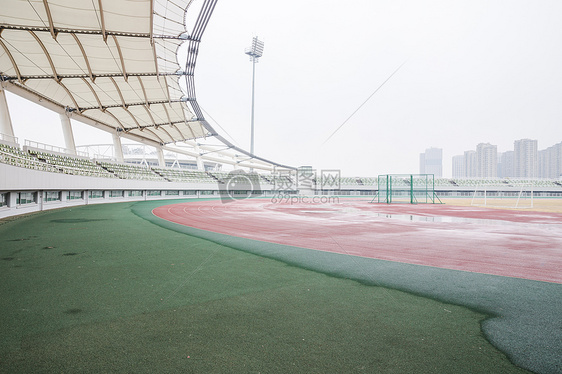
(4, 0, 562, 177)
(450, 138, 561, 179)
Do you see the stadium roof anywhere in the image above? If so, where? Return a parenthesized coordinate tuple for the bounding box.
(0, 0, 216, 146)
(0, 0, 294, 170)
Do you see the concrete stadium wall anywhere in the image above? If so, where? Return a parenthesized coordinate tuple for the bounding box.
(0, 163, 276, 219)
(2, 163, 562, 219)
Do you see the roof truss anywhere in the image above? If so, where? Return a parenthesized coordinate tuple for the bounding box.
(0, 0, 210, 144)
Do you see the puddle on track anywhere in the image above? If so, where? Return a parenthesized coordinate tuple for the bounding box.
(299, 206, 561, 227)
(368, 212, 562, 227)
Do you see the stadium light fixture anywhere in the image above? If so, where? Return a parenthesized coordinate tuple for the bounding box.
(245, 36, 264, 155)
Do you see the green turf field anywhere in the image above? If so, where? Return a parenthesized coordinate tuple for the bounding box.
(0, 199, 555, 373)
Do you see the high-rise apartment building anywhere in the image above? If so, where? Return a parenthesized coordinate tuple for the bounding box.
(464, 150, 477, 178)
(498, 151, 514, 178)
(419, 147, 442, 177)
(514, 139, 538, 178)
(476, 143, 497, 178)
(452, 155, 464, 178)
(539, 142, 562, 179)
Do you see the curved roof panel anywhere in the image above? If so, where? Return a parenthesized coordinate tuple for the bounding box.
(0, 0, 211, 144)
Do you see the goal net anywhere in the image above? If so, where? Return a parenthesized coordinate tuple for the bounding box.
(470, 182, 534, 209)
(373, 174, 442, 204)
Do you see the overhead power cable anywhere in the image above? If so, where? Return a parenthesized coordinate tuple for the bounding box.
(321, 59, 409, 146)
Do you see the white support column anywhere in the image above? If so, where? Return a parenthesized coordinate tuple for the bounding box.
(194, 144, 204, 170)
(38, 191, 44, 211)
(112, 132, 124, 163)
(0, 87, 15, 138)
(60, 113, 76, 155)
(8, 191, 17, 208)
(157, 145, 165, 167)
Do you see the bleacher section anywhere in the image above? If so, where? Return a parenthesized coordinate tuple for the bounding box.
(28, 150, 115, 178)
(339, 177, 377, 186)
(0, 143, 61, 173)
(1, 142, 561, 191)
(442, 178, 562, 189)
(151, 167, 217, 183)
(207, 171, 263, 186)
(97, 161, 166, 181)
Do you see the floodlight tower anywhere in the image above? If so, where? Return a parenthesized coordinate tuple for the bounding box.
(245, 36, 264, 155)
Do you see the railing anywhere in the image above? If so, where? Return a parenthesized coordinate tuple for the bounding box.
(0, 132, 18, 145)
(24, 140, 89, 158)
(92, 154, 114, 160)
(76, 145, 115, 160)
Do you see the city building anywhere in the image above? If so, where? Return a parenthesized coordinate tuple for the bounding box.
(464, 150, 477, 178)
(539, 142, 562, 179)
(452, 155, 464, 178)
(514, 139, 538, 178)
(419, 147, 443, 177)
(476, 143, 497, 178)
(498, 151, 514, 178)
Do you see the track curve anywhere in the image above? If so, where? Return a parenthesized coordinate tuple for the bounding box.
(153, 198, 562, 283)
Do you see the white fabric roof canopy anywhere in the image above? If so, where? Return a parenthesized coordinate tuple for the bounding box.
(0, 0, 211, 144)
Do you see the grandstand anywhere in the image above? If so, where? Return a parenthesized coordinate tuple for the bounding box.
(1, 1, 561, 374)
(1, 137, 561, 217)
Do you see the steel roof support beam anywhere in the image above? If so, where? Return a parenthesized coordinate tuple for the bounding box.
(152, 42, 160, 80)
(0, 72, 191, 81)
(72, 34, 95, 82)
(109, 77, 127, 108)
(0, 39, 22, 83)
(42, 0, 57, 40)
(142, 127, 165, 144)
(28, 31, 59, 81)
(157, 124, 174, 143)
(121, 106, 142, 129)
(111, 35, 128, 81)
(57, 80, 81, 111)
(149, 0, 154, 44)
(161, 103, 186, 139)
(101, 108, 126, 131)
(98, 0, 108, 42)
(0, 25, 196, 41)
(80, 77, 104, 110)
(161, 144, 272, 172)
(137, 76, 150, 105)
(80, 99, 187, 111)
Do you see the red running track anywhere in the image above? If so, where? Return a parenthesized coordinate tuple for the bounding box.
(153, 198, 562, 284)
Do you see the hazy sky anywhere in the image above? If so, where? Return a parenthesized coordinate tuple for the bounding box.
(5, 0, 562, 176)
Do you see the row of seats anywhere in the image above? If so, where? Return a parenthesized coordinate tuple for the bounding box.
(445, 178, 562, 188)
(339, 177, 377, 185)
(0, 143, 61, 173)
(29, 150, 115, 178)
(97, 161, 167, 182)
(152, 167, 217, 183)
(208, 171, 264, 185)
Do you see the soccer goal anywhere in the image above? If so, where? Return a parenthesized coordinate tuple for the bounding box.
(470, 182, 534, 209)
(372, 174, 442, 204)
